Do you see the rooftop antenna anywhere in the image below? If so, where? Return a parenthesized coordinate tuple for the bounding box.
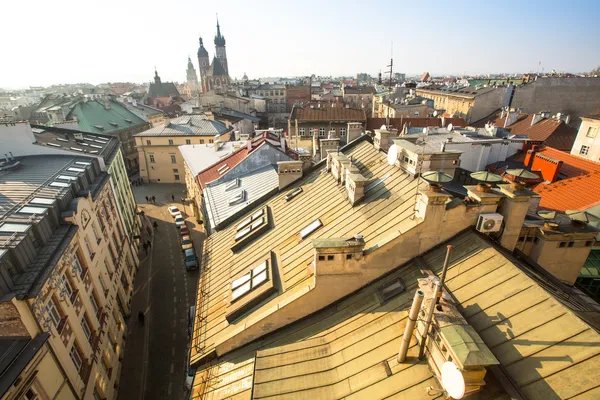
(411, 128, 427, 219)
(385, 44, 394, 128)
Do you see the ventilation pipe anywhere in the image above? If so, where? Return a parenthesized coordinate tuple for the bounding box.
(418, 279, 442, 360)
(398, 290, 424, 363)
(437, 245, 454, 304)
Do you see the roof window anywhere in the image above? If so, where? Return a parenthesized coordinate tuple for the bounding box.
(232, 207, 270, 251)
(31, 197, 55, 205)
(93, 125, 104, 130)
(75, 162, 90, 166)
(226, 179, 240, 191)
(300, 219, 322, 239)
(50, 181, 70, 188)
(0, 223, 30, 233)
(67, 167, 85, 173)
(218, 164, 230, 175)
(378, 278, 406, 303)
(56, 138, 69, 142)
(285, 187, 303, 201)
(228, 190, 246, 206)
(109, 121, 118, 127)
(47, 143, 61, 148)
(125, 119, 133, 123)
(231, 260, 269, 302)
(57, 175, 78, 181)
(90, 144, 102, 149)
(18, 206, 48, 215)
(70, 147, 83, 152)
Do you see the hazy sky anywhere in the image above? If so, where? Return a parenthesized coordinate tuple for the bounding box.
(1, 0, 599, 89)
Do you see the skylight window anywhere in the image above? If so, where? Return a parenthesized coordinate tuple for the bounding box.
(83, 137, 94, 142)
(58, 175, 78, 181)
(285, 187, 303, 201)
(218, 164, 230, 175)
(228, 190, 246, 206)
(56, 138, 69, 142)
(50, 181, 70, 188)
(90, 144, 102, 149)
(47, 143, 61, 147)
(18, 206, 48, 215)
(70, 147, 83, 152)
(231, 207, 271, 250)
(75, 162, 90, 166)
(225, 179, 240, 191)
(231, 261, 270, 302)
(93, 125, 104, 130)
(300, 219, 322, 239)
(237, 208, 264, 231)
(0, 223, 30, 233)
(31, 197, 55, 205)
(67, 167, 85, 173)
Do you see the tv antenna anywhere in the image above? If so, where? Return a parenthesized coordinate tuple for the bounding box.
(384, 44, 394, 128)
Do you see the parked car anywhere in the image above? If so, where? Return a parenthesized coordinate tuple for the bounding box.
(181, 235, 193, 251)
(175, 215, 185, 228)
(180, 225, 190, 236)
(184, 248, 198, 270)
(187, 306, 196, 338)
(167, 206, 181, 218)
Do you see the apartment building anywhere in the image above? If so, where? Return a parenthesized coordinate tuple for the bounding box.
(0, 122, 141, 258)
(134, 115, 233, 183)
(188, 132, 600, 399)
(571, 112, 600, 161)
(0, 154, 136, 400)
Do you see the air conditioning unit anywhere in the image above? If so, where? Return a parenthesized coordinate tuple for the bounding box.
(476, 213, 504, 233)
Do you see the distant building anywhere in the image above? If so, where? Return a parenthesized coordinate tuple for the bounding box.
(247, 84, 287, 128)
(186, 56, 199, 95)
(342, 85, 376, 111)
(285, 84, 311, 113)
(419, 71, 431, 82)
(571, 112, 600, 161)
(197, 19, 230, 93)
(480, 109, 577, 151)
(134, 115, 233, 183)
(146, 69, 181, 108)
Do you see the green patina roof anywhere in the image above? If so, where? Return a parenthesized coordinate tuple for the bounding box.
(68, 100, 146, 134)
(440, 324, 499, 368)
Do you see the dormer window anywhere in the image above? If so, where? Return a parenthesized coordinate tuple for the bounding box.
(231, 261, 269, 302)
(226, 179, 240, 191)
(228, 190, 246, 206)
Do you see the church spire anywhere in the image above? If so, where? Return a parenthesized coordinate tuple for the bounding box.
(214, 15, 226, 46)
(154, 68, 161, 84)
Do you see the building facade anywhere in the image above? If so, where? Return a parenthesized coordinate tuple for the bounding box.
(571, 114, 600, 161)
(135, 115, 232, 183)
(197, 19, 230, 93)
(0, 154, 136, 400)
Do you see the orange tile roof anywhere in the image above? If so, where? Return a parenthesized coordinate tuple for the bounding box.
(291, 105, 366, 122)
(534, 172, 600, 212)
(535, 146, 600, 178)
(196, 147, 249, 188)
(483, 113, 577, 150)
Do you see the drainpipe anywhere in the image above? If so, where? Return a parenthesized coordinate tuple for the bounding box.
(418, 279, 442, 360)
(398, 289, 424, 363)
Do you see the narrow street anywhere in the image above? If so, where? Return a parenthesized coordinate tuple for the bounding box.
(118, 184, 201, 400)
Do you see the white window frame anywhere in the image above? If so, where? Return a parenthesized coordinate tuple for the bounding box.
(47, 299, 61, 328)
(319, 127, 326, 137)
(231, 260, 269, 302)
(70, 345, 83, 372)
(299, 128, 306, 136)
(62, 275, 74, 300)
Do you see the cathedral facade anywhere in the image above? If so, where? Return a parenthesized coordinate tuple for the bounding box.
(197, 19, 230, 93)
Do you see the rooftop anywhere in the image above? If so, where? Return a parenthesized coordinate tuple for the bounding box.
(0, 333, 49, 398)
(148, 81, 180, 98)
(417, 84, 499, 97)
(291, 104, 366, 122)
(67, 99, 147, 134)
(366, 117, 467, 131)
(190, 230, 600, 399)
(179, 141, 246, 177)
(343, 86, 376, 95)
(134, 115, 231, 137)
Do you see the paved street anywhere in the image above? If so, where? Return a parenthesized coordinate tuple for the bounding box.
(118, 183, 202, 400)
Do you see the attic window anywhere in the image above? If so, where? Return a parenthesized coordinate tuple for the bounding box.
(70, 147, 83, 152)
(231, 261, 269, 302)
(109, 121, 118, 127)
(228, 190, 246, 206)
(125, 119, 133, 123)
(285, 187, 303, 201)
(226, 179, 240, 191)
(50, 181, 70, 188)
(93, 125, 104, 130)
(378, 278, 405, 303)
(47, 143, 61, 147)
(67, 167, 85, 173)
(300, 219, 322, 239)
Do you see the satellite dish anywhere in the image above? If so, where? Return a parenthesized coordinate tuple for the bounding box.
(448, 123, 453, 131)
(380, 125, 387, 130)
(433, 110, 438, 117)
(387, 145, 398, 166)
(441, 361, 465, 399)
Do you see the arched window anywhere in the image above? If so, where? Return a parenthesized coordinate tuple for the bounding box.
(215, 79, 221, 87)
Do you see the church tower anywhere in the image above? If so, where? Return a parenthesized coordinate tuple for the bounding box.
(197, 37, 210, 92)
(186, 56, 199, 93)
(214, 17, 228, 75)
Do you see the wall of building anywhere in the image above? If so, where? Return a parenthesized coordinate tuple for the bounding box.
(512, 77, 600, 121)
(443, 140, 522, 172)
(570, 117, 600, 161)
(528, 237, 594, 285)
(286, 85, 311, 111)
(136, 135, 215, 183)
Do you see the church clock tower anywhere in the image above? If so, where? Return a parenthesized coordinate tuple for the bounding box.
(214, 18, 228, 75)
(197, 37, 210, 93)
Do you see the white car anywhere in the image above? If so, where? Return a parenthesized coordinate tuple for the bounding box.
(175, 215, 185, 228)
(168, 206, 180, 218)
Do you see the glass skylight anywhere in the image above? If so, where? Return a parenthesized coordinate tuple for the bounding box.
(50, 181, 70, 188)
(252, 209, 264, 220)
(225, 179, 240, 191)
(18, 206, 48, 215)
(67, 167, 85, 173)
(31, 198, 56, 205)
(234, 227, 251, 241)
(285, 187, 303, 201)
(47, 143, 61, 148)
(228, 190, 245, 206)
(237, 217, 252, 231)
(300, 219, 322, 239)
(58, 175, 78, 181)
(75, 162, 90, 166)
(0, 223, 30, 233)
(231, 260, 269, 302)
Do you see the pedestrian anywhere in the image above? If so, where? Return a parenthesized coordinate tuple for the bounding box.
(153, 221, 158, 231)
(171, 194, 175, 202)
(145, 196, 149, 202)
(142, 242, 148, 255)
(152, 195, 156, 203)
(146, 225, 152, 235)
(147, 240, 152, 249)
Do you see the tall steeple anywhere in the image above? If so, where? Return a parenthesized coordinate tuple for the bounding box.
(213, 15, 229, 75)
(154, 68, 161, 84)
(186, 56, 199, 94)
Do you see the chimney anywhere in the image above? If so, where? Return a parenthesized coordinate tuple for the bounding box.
(531, 153, 563, 183)
(247, 139, 252, 151)
(397, 290, 425, 363)
(523, 148, 537, 167)
(496, 183, 534, 252)
(374, 127, 391, 151)
(441, 116, 446, 127)
(345, 169, 367, 206)
(564, 115, 571, 125)
(277, 160, 303, 190)
(103, 96, 111, 110)
(312, 235, 366, 276)
(347, 122, 362, 143)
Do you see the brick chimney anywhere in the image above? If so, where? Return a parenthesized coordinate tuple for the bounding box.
(277, 161, 303, 190)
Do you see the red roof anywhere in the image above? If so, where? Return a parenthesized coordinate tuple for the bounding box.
(481, 113, 577, 150)
(534, 172, 600, 212)
(535, 146, 600, 178)
(366, 117, 467, 131)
